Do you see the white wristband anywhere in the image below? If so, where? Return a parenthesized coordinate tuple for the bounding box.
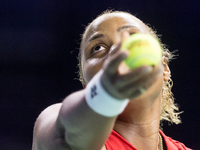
(85, 70, 129, 117)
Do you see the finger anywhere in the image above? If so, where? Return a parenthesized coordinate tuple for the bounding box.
(119, 87, 143, 99)
(118, 77, 147, 96)
(109, 31, 131, 57)
(118, 66, 152, 84)
(118, 80, 147, 99)
(119, 64, 162, 96)
(114, 66, 153, 88)
(104, 50, 129, 75)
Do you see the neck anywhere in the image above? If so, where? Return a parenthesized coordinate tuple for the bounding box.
(114, 93, 162, 150)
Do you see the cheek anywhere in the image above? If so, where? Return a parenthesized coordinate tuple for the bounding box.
(149, 73, 164, 100)
(82, 58, 105, 84)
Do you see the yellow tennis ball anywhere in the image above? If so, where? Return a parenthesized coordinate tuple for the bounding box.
(121, 33, 162, 69)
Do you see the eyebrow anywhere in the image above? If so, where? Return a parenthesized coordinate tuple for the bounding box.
(117, 25, 138, 32)
(88, 25, 138, 42)
(88, 34, 104, 42)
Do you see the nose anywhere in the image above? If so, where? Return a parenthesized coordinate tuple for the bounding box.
(107, 31, 130, 57)
(108, 43, 121, 56)
(108, 31, 130, 55)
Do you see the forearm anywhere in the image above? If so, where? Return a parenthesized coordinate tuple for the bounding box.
(58, 89, 117, 150)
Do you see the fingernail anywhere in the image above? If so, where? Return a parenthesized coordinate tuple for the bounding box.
(142, 66, 153, 74)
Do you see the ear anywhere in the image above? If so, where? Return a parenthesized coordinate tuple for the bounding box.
(162, 57, 171, 81)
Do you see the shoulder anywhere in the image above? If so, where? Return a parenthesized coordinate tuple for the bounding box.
(34, 103, 62, 135)
(166, 137, 192, 150)
(32, 103, 71, 150)
(159, 130, 193, 150)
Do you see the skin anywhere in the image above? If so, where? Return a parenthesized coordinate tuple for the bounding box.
(32, 12, 170, 150)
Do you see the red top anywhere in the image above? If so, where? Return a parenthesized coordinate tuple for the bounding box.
(105, 130, 192, 150)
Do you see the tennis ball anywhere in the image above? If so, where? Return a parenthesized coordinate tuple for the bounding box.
(121, 33, 162, 69)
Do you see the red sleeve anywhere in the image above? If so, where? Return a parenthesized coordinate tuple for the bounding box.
(105, 130, 137, 150)
(159, 130, 193, 150)
(167, 137, 192, 150)
(105, 130, 192, 150)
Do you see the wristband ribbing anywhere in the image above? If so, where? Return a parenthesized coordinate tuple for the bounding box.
(85, 70, 129, 117)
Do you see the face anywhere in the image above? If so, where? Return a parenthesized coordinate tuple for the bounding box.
(81, 13, 152, 84)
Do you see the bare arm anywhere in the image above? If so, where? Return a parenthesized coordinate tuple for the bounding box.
(32, 41, 162, 150)
(58, 90, 117, 150)
(32, 103, 71, 150)
(32, 92, 116, 150)
(32, 48, 124, 150)
(57, 45, 160, 150)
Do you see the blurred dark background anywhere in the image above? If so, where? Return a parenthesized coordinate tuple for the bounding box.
(0, 0, 199, 149)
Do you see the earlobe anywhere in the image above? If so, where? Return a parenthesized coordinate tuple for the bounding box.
(163, 71, 171, 81)
(162, 57, 171, 81)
